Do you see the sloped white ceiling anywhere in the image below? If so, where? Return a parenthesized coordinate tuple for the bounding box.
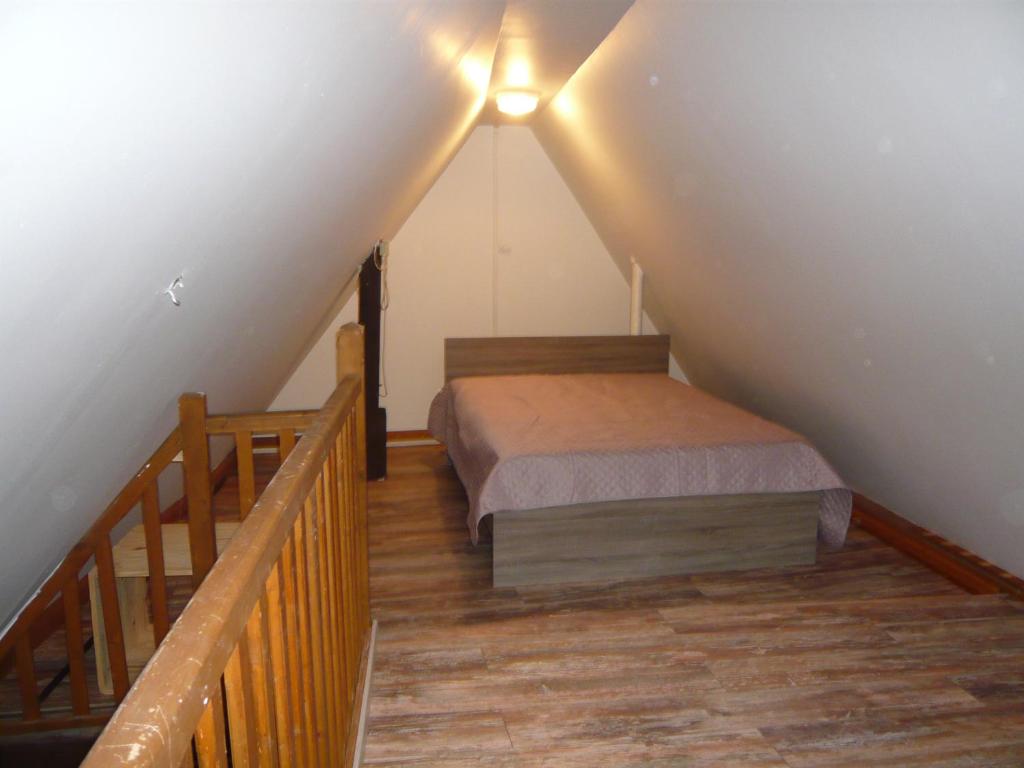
(478, 0, 633, 124)
(0, 1, 503, 626)
(534, 1, 1024, 576)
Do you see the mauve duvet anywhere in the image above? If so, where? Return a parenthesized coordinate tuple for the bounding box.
(428, 373, 851, 548)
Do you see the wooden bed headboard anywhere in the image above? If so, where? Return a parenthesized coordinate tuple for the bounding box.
(444, 335, 670, 381)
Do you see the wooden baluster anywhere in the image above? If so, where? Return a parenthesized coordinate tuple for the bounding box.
(266, 562, 296, 767)
(329, 454, 354, 737)
(355, 413, 370, 632)
(338, 431, 358, 701)
(322, 458, 349, 741)
(343, 417, 362, 635)
(337, 323, 369, 634)
(314, 473, 340, 764)
(236, 431, 257, 520)
(335, 431, 354, 698)
(180, 393, 216, 586)
(278, 429, 296, 462)
(280, 537, 310, 767)
(288, 507, 319, 765)
(95, 534, 131, 701)
(245, 597, 279, 767)
(141, 481, 171, 643)
(224, 636, 258, 768)
(61, 577, 90, 716)
(195, 684, 229, 767)
(14, 635, 41, 720)
(348, 419, 364, 653)
(336, 320, 365, 633)
(301, 495, 330, 766)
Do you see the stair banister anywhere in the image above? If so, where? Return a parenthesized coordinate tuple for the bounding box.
(80, 323, 372, 767)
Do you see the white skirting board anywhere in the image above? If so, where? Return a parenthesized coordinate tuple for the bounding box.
(353, 619, 378, 768)
(385, 438, 438, 448)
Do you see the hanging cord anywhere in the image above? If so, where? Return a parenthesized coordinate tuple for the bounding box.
(374, 240, 390, 398)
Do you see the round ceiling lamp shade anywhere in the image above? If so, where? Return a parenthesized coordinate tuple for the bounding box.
(495, 90, 540, 116)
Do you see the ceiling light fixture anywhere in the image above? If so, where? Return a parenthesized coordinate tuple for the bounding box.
(495, 90, 539, 116)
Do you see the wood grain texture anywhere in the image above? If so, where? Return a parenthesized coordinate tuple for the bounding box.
(194, 685, 228, 768)
(236, 431, 257, 520)
(60, 579, 89, 716)
(492, 493, 820, 587)
(179, 392, 216, 587)
(222, 638, 258, 768)
(361, 445, 1024, 767)
(13, 636, 39, 721)
(88, 572, 155, 696)
(204, 410, 317, 436)
(444, 335, 669, 381)
(141, 483, 170, 643)
(111, 522, 240, 578)
(92, 536, 130, 701)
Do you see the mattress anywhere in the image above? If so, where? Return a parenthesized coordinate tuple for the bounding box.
(427, 373, 851, 547)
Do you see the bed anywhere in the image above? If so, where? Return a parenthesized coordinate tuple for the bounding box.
(427, 335, 851, 587)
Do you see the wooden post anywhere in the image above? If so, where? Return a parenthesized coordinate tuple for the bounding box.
(336, 323, 367, 490)
(180, 393, 216, 587)
(336, 325, 366, 473)
(336, 323, 370, 633)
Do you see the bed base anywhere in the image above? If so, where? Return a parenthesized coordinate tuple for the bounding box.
(491, 492, 821, 587)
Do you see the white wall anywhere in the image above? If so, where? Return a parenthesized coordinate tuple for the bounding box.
(0, 1, 503, 629)
(534, 0, 1024, 576)
(272, 125, 680, 427)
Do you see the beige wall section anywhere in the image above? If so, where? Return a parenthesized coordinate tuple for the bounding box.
(270, 297, 360, 412)
(271, 125, 681, 426)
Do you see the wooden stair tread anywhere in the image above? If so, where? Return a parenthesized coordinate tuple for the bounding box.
(110, 522, 241, 578)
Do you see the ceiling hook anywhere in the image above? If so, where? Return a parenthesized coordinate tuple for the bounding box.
(164, 276, 184, 307)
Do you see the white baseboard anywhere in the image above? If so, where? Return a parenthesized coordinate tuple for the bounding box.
(385, 438, 438, 448)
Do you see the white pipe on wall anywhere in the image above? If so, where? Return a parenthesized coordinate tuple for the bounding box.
(629, 257, 643, 335)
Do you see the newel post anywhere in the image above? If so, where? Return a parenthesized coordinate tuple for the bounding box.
(179, 392, 216, 588)
(337, 323, 370, 628)
(336, 323, 368, 483)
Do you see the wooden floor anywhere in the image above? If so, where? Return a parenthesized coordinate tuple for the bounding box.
(364, 445, 1024, 767)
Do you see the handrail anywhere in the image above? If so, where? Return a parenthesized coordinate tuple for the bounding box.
(0, 427, 182, 674)
(83, 323, 371, 766)
(205, 408, 318, 435)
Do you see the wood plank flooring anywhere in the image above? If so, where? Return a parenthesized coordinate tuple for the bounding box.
(363, 445, 1024, 767)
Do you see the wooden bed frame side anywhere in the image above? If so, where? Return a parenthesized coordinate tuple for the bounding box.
(444, 335, 670, 381)
(492, 493, 821, 587)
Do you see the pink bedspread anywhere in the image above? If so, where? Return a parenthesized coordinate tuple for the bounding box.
(428, 373, 851, 548)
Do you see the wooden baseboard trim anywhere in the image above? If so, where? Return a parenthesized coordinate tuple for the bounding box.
(348, 619, 377, 768)
(853, 493, 1024, 600)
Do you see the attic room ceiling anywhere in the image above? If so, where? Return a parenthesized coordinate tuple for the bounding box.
(478, 0, 634, 124)
(0, 0, 505, 630)
(0, 0, 639, 632)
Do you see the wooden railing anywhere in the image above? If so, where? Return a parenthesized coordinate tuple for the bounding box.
(0, 426, 183, 733)
(0, 342, 341, 739)
(0, 403, 323, 735)
(81, 323, 371, 767)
